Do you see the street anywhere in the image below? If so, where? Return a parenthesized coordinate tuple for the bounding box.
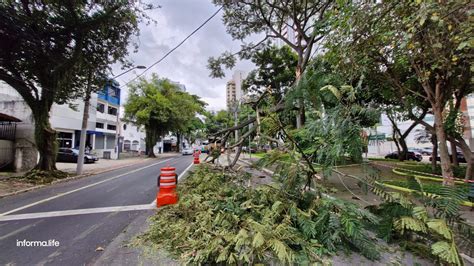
(0, 155, 193, 265)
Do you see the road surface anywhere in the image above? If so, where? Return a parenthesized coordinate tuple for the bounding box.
(0, 155, 193, 265)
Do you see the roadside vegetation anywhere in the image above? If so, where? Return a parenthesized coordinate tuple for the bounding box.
(143, 1, 473, 265)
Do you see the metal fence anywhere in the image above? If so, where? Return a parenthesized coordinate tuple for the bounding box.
(0, 122, 16, 141)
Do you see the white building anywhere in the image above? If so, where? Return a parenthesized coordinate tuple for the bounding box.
(120, 122, 146, 154)
(0, 79, 123, 171)
(226, 70, 247, 110)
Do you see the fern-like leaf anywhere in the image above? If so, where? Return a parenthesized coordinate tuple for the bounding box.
(431, 241, 461, 265)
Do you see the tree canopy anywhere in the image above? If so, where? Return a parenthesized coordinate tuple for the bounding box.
(124, 75, 206, 157)
(0, 1, 144, 170)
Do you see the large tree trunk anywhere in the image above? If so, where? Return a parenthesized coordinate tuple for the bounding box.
(176, 132, 181, 153)
(433, 105, 454, 185)
(451, 135, 474, 180)
(33, 104, 57, 171)
(145, 126, 156, 158)
(398, 137, 409, 161)
(431, 134, 438, 173)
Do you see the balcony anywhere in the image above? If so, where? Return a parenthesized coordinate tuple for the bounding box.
(97, 83, 121, 105)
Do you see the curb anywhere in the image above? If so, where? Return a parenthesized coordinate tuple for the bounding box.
(0, 158, 153, 199)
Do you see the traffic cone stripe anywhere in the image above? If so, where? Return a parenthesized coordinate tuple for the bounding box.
(160, 176, 176, 181)
(157, 167, 178, 207)
(160, 182, 176, 187)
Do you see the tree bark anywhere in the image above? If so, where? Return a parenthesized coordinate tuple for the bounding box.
(295, 58, 304, 129)
(431, 133, 438, 173)
(433, 105, 454, 185)
(450, 139, 459, 167)
(398, 137, 409, 161)
(176, 132, 181, 153)
(33, 103, 57, 171)
(145, 126, 156, 158)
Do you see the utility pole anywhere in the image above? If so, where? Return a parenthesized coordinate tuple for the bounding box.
(76, 71, 92, 175)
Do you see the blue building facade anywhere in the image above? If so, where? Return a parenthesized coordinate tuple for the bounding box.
(98, 80, 121, 106)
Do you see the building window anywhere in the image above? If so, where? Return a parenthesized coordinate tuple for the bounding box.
(97, 103, 105, 113)
(108, 106, 117, 116)
(96, 122, 104, 129)
(107, 124, 116, 130)
(57, 132, 73, 148)
(123, 140, 131, 151)
(123, 124, 127, 130)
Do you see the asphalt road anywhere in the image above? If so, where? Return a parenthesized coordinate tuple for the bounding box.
(0, 155, 193, 265)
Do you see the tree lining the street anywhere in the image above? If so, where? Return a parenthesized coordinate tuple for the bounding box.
(124, 75, 206, 157)
(208, 0, 336, 128)
(0, 1, 145, 171)
(325, 0, 473, 182)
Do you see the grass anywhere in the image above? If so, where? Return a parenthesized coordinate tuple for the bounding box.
(252, 152, 266, 158)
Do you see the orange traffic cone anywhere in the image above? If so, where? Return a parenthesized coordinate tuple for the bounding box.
(157, 167, 178, 207)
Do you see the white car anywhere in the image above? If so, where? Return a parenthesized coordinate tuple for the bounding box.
(182, 148, 193, 155)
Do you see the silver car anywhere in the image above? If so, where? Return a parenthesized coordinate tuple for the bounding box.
(182, 148, 193, 155)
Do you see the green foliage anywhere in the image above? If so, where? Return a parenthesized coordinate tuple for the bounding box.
(0, 1, 145, 170)
(143, 165, 381, 264)
(365, 174, 470, 265)
(124, 75, 205, 155)
(243, 45, 298, 100)
(203, 110, 233, 136)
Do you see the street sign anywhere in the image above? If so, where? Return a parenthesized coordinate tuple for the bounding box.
(368, 134, 386, 141)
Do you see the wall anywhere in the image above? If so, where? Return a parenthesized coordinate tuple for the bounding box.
(0, 83, 38, 171)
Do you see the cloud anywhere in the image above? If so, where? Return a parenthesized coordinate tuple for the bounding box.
(112, 0, 255, 112)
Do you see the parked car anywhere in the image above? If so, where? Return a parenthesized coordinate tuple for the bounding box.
(385, 151, 422, 161)
(242, 146, 257, 153)
(430, 152, 466, 163)
(57, 148, 98, 163)
(182, 147, 194, 155)
(408, 148, 424, 154)
(420, 147, 433, 156)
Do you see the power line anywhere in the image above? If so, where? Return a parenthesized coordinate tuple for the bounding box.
(121, 6, 223, 88)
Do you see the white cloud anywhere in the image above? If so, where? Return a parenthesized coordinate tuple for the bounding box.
(112, 0, 255, 112)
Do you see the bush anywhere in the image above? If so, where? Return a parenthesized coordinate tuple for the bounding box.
(143, 165, 381, 264)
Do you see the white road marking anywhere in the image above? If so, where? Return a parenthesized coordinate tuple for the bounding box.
(0, 204, 155, 222)
(0, 220, 43, 240)
(149, 162, 194, 206)
(0, 158, 174, 217)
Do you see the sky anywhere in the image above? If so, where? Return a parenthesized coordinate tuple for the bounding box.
(111, 0, 255, 112)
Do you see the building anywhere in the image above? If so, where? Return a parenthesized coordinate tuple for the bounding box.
(226, 80, 237, 110)
(94, 81, 121, 159)
(120, 121, 146, 154)
(226, 70, 247, 110)
(0, 79, 123, 171)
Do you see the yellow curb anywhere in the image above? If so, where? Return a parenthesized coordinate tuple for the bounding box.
(377, 181, 473, 207)
(391, 168, 465, 185)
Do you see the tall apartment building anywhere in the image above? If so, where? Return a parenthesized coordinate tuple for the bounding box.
(226, 80, 237, 110)
(226, 70, 247, 110)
